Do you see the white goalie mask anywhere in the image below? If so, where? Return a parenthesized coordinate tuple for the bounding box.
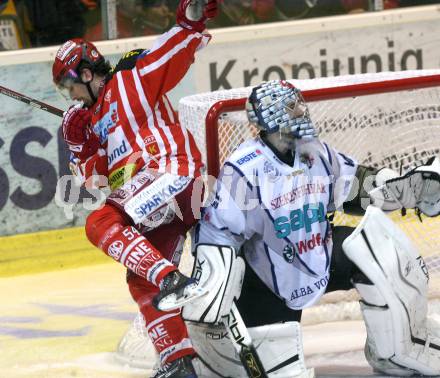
(246, 80, 316, 139)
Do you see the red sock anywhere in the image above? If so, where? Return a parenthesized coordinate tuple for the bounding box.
(128, 274, 195, 364)
(99, 225, 176, 286)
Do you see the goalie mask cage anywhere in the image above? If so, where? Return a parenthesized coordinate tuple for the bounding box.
(179, 69, 440, 324)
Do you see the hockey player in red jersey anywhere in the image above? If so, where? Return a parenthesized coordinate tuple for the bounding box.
(52, 1, 218, 376)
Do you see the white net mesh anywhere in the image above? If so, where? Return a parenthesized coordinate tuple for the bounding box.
(179, 70, 440, 322)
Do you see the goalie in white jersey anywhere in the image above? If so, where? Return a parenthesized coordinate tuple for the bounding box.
(181, 80, 440, 377)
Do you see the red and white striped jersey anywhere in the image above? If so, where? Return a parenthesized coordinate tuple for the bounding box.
(84, 26, 209, 190)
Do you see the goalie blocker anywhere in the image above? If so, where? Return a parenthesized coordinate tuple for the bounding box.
(343, 206, 440, 376)
(370, 156, 440, 217)
(182, 244, 314, 378)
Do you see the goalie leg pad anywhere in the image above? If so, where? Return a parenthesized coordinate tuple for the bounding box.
(342, 206, 440, 376)
(182, 244, 245, 324)
(187, 321, 314, 378)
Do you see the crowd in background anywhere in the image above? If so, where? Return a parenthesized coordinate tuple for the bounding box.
(0, 0, 439, 51)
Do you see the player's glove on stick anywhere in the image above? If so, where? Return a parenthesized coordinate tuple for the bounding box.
(177, 0, 219, 32)
(370, 156, 440, 217)
(62, 104, 100, 160)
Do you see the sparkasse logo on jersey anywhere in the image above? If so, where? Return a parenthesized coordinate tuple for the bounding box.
(236, 149, 262, 165)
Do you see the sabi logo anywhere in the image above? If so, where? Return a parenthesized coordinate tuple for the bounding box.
(108, 240, 124, 260)
(283, 244, 295, 263)
(274, 202, 326, 238)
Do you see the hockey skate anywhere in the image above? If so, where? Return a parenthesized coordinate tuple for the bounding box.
(153, 271, 207, 312)
(151, 355, 197, 378)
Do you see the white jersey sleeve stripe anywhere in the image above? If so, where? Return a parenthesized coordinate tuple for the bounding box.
(155, 103, 179, 175)
(131, 67, 167, 171)
(163, 94, 195, 177)
(116, 72, 149, 164)
(146, 312, 180, 332)
(162, 95, 176, 123)
(146, 26, 183, 55)
(139, 33, 201, 77)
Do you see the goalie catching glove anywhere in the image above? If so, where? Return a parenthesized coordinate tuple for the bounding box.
(369, 156, 440, 217)
(177, 0, 219, 32)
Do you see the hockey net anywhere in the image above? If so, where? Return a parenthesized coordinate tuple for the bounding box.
(116, 70, 440, 367)
(178, 70, 440, 323)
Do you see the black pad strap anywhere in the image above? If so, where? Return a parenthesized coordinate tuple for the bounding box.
(343, 165, 378, 215)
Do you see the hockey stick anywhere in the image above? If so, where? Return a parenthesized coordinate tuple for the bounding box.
(222, 301, 268, 378)
(0, 85, 64, 117)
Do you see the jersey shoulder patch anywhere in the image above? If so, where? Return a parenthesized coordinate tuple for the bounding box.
(227, 139, 264, 172)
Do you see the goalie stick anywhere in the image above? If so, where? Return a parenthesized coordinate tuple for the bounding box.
(222, 302, 268, 378)
(0, 85, 63, 117)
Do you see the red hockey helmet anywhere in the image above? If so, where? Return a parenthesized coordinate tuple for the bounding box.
(52, 39, 104, 90)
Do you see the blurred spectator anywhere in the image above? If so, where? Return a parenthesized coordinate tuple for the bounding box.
(277, 0, 399, 18)
(211, 0, 287, 28)
(131, 0, 175, 36)
(340, 0, 399, 12)
(0, 0, 30, 50)
(83, 0, 134, 41)
(340, 0, 369, 13)
(23, 0, 86, 46)
(399, 0, 439, 5)
(276, 0, 324, 19)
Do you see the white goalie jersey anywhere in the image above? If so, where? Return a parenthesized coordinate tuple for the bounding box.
(196, 137, 358, 310)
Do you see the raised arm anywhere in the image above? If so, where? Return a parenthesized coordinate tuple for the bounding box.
(135, 0, 218, 105)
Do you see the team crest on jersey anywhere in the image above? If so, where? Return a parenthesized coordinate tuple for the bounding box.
(283, 244, 295, 263)
(144, 135, 159, 156)
(263, 161, 281, 182)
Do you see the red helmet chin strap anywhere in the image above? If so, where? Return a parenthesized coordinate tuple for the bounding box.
(84, 78, 97, 105)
